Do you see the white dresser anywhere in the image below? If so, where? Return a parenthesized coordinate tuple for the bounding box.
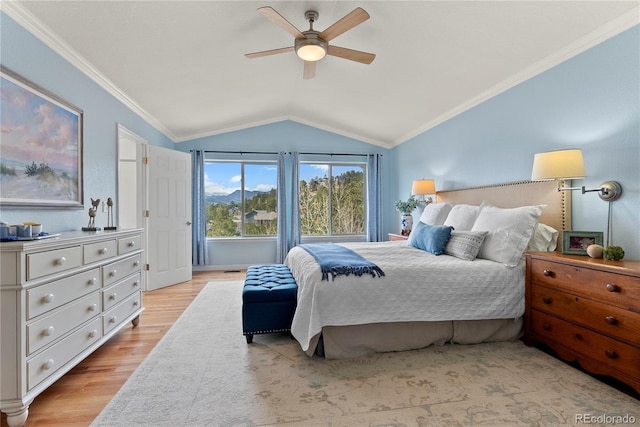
(0, 229, 144, 427)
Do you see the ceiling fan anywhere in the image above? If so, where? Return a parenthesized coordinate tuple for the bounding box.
(245, 6, 376, 79)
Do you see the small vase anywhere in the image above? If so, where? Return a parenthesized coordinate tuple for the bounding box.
(401, 213, 413, 235)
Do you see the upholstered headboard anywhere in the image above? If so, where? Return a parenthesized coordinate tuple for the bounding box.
(436, 180, 571, 245)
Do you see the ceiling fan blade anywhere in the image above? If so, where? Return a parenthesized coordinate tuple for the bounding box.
(319, 7, 370, 42)
(327, 45, 375, 64)
(258, 6, 305, 39)
(245, 46, 294, 59)
(303, 61, 316, 79)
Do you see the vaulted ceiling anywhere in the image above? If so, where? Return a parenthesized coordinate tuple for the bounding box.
(5, 1, 639, 148)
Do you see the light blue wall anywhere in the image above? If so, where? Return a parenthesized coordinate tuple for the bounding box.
(0, 12, 174, 232)
(176, 121, 393, 267)
(393, 25, 640, 259)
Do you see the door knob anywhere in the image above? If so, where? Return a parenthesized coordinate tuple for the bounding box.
(186, 221, 192, 225)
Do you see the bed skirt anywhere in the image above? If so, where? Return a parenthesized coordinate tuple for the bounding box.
(303, 317, 523, 359)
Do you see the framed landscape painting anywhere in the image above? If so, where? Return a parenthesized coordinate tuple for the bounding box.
(0, 66, 83, 208)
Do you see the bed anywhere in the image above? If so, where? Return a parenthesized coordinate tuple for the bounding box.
(285, 180, 571, 358)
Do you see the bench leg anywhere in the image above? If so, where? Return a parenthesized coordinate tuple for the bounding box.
(245, 334, 253, 344)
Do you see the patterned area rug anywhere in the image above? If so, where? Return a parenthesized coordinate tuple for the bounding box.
(91, 281, 639, 426)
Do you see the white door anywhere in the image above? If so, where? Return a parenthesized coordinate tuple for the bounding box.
(146, 145, 192, 290)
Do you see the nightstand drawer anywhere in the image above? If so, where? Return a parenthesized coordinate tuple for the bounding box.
(530, 310, 640, 380)
(529, 258, 640, 310)
(530, 284, 640, 347)
(84, 240, 117, 264)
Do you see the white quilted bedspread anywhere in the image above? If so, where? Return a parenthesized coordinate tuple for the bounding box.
(285, 241, 525, 352)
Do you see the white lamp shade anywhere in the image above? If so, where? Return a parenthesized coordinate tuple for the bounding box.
(411, 179, 436, 195)
(531, 149, 586, 180)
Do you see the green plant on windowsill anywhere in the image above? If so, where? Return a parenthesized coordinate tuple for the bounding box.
(394, 196, 418, 213)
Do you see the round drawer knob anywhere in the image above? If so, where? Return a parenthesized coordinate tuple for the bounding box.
(542, 323, 551, 331)
(605, 349, 618, 359)
(110, 293, 118, 300)
(43, 326, 55, 336)
(133, 300, 139, 307)
(110, 270, 117, 277)
(55, 257, 66, 265)
(134, 260, 140, 267)
(89, 303, 97, 312)
(606, 283, 619, 292)
(542, 296, 551, 304)
(43, 293, 55, 304)
(110, 316, 118, 324)
(100, 247, 108, 254)
(128, 241, 136, 247)
(89, 277, 97, 286)
(133, 280, 140, 287)
(605, 316, 617, 325)
(43, 359, 55, 370)
(543, 269, 553, 277)
(89, 329, 98, 338)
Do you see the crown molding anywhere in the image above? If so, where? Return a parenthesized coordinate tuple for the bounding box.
(392, 6, 640, 147)
(2, 2, 179, 142)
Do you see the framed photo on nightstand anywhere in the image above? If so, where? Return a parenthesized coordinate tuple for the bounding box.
(562, 231, 603, 255)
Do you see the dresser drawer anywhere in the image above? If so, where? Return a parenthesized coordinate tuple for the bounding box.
(118, 234, 142, 255)
(27, 246, 83, 280)
(103, 292, 142, 335)
(27, 292, 101, 355)
(529, 258, 640, 310)
(84, 239, 117, 264)
(27, 317, 101, 391)
(102, 272, 142, 311)
(102, 254, 142, 287)
(530, 310, 640, 380)
(27, 268, 100, 320)
(530, 284, 640, 347)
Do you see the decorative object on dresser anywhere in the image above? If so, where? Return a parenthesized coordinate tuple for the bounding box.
(561, 231, 604, 255)
(394, 195, 418, 235)
(0, 229, 144, 427)
(0, 66, 84, 209)
(82, 198, 102, 231)
(524, 252, 640, 395)
(104, 197, 117, 231)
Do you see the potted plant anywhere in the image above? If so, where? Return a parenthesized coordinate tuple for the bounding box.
(394, 196, 419, 235)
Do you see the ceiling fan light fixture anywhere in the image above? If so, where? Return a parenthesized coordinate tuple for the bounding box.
(295, 37, 327, 61)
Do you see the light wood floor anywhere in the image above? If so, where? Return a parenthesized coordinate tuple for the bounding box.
(1, 270, 245, 427)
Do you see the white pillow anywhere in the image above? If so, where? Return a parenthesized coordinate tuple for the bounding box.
(443, 204, 482, 231)
(444, 230, 488, 261)
(419, 203, 452, 226)
(526, 223, 559, 252)
(471, 204, 543, 267)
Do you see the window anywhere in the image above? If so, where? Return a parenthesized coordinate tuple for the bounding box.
(299, 163, 366, 236)
(204, 161, 277, 237)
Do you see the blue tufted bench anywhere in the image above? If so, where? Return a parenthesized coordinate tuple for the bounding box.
(242, 264, 298, 344)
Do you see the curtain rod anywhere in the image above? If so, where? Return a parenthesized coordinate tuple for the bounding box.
(195, 150, 379, 157)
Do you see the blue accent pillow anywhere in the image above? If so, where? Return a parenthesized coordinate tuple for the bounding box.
(407, 221, 454, 255)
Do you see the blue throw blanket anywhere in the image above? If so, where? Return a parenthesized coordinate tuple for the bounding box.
(299, 243, 385, 281)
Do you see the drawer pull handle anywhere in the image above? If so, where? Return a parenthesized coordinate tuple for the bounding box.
(89, 329, 98, 338)
(605, 316, 617, 325)
(605, 349, 618, 359)
(43, 359, 55, 370)
(542, 296, 551, 304)
(134, 260, 140, 267)
(543, 269, 553, 277)
(542, 323, 551, 331)
(99, 247, 108, 254)
(89, 303, 97, 312)
(55, 256, 66, 265)
(606, 283, 619, 292)
(43, 326, 55, 336)
(133, 280, 140, 287)
(128, 241, 136, 247)
(43, 293, 55, 304)
(89, 277, 97, 286)
(110, 270, 117, 277)
(110, 293, 118, 300)
(110, 316, 118, 324)
(133, 300, 139, 307)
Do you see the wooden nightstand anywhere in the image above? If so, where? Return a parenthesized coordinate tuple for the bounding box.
(388, 233, 409, 241)
(524, 252, 640, 394)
